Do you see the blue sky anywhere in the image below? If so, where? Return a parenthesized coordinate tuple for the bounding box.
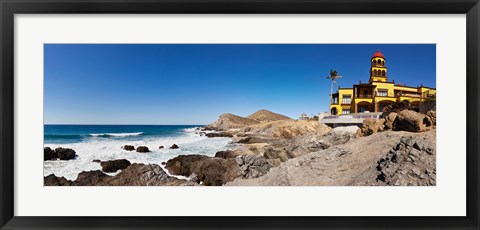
(44, 44, 436, 125)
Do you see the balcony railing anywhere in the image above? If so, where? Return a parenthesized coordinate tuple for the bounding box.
(397, 92, 421, 98)
(355, 94, 373, 99)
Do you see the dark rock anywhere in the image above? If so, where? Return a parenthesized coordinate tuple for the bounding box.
(236, 137, 269, 144)
(107, 163, 192, 186)
(206, 132, 233, 138)
(413, 141, 424, 151)
(45, 163, 193, 186)
(170, 144, 179, 149)
(54, 147, 76, 160)
(214, 150, 238, 159)
(136, 146, 150, 153)
(122, 145, 135, 151)
(100, 159, 131, 173)
(376, 136, 436, 186)
(165, 155, 241, 186)
(92, 159, 101, 163)
(44, 147, 57, 161)
(159, 146, 164, 149)
(44, 174, 73, 186)
(74, 170, 111, 186)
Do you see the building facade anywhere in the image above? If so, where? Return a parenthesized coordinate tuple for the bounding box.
(329, 51, 436, 115)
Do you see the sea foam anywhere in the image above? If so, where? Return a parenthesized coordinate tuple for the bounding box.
(44, 127, 235, 181)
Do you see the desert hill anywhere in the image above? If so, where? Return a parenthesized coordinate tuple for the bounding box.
(247, 109, 292, 123)
(206, 109, 294, 131)
(206, 113, 259, 130)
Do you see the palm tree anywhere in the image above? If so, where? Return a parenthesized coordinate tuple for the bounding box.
(326, 69, 342, 105)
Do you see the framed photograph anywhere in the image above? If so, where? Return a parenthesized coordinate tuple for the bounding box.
(1, 0, 479, 229)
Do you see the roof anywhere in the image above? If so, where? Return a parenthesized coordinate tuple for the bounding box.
(372, 50, 385, 59)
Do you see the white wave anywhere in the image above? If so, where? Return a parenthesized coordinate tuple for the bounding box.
(89, 132, 144, 137)
(44, 131, 235, 181)
(181, 127, 201, 133)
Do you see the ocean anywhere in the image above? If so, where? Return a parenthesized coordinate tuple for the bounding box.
(44, 125, 234, 180)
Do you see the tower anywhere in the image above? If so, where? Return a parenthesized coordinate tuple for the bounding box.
(369, 50, 387, 83)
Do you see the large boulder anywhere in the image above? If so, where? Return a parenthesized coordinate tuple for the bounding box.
(54, 147, 76, 160)
(74, 170, 111, 186)
(170, 144, 179, 149)
(384, 112, 398, 130)
(165, 155, 241, 186)
(44, 147, 57, 161)
(356, 118, 385, 137)
(393, 110, 433, 132)
(100, 159, 131, 173)
(136, 146, 150, 153)
(122, 145, 135, 151)
(425, 110, 436, 127)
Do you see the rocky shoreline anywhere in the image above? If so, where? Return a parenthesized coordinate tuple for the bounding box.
(44, 109, 436, 186)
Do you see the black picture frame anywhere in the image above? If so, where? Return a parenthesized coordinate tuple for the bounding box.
(1, 0, 479, 229)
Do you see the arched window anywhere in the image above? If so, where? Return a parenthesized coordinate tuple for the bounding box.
(382, 70, 386, 76)
(373, 70, 378, 76)
(377, 59, 381, 65)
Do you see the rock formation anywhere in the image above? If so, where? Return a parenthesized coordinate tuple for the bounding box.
(44, 163, 193, 186)
(376, 136, 436, 186)
(226, 130, 436, 186)
(100, 159, 131, 173)
(122, 145, 135, 151)
(44, 147, 76, 161)
(393, 110, 433, 132)
(165, 155, 241, 186)
(136, 146, 150, 153)
(357, 110, 436, 136)
(357, 118, 385, 137)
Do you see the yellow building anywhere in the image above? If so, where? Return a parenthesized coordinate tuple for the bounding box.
(329, 51, 436, 115)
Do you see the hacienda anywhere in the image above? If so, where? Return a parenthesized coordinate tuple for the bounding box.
(329, 50, 436, 115)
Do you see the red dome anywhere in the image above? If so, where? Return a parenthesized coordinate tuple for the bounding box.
(372, 50, 385, 59)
